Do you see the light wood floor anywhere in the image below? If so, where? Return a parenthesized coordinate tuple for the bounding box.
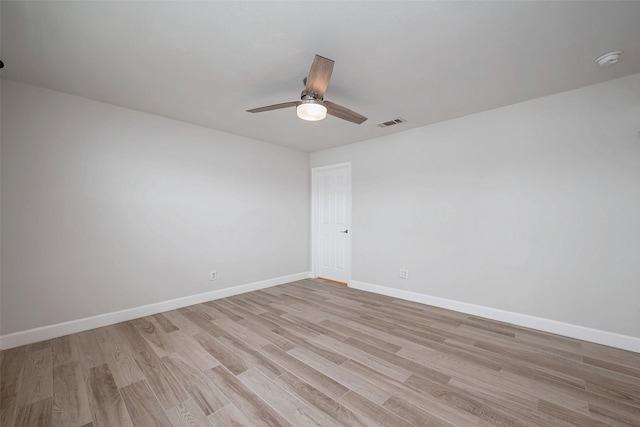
(1, 279, 639, 426)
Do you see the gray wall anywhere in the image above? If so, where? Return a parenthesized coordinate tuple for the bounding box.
(312, 73, 640, 338)
(1, 80, 310, 334)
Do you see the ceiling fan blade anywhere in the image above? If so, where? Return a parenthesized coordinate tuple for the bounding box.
(324, 101, 368, 125)
(305, 55, 334, 98)
(247, 101, 299, 113)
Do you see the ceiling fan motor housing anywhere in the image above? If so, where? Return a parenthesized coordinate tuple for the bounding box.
(300, 90, 323, 102)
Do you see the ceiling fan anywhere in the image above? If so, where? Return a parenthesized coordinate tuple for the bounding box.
(247, 55, 367, 124)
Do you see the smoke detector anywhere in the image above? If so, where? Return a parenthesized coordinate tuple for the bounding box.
(595, 51, 623, 67)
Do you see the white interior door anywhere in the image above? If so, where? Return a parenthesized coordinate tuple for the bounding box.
(313, 163, 351, 284)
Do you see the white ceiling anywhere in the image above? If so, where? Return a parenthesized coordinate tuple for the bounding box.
(2, 1, 640, 152)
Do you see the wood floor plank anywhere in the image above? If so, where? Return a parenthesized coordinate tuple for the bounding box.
(501, 361, 587, 392)
(337, 314, 448, 354)
(165, 330, 221, 371)
(446, 320, 586, 362)
(319, 319, 402, 353)
(52, 361, 92, 427)
(120, 380, 173, 427)
(339, 390, 415, 427)
(585, 378, 640, 408)
(51, 336, 78, 367)
(1, 395, 18, 427)
(1, 346, 26, 393)
(582, 342, 640, 368)
(235, 317, 298, 352)
(207, 403, 253, 426)
(0, 346, 26, 426)
(273, 371, 370, 427)
(162, 354, 229, 416)
(166, 398, 213, 427)
(405, 373, 530, 426)
(312, 334, 414, 382)
(584, 355, 640, 380)
(351, 311, 450, 347)
(497, 366, 598, 415)
(288, 345, 392, 405)
(14, 397, 53, 427)
(382, 394, 456, 426)
(117, 319, 190, 409)
(447, 375, 538, 411)
(131, 316, 178, 357)
(342, 358, 485, 426)
(396, 342, 501, 384)
(153, 313, 180, 333)
(2, 278, 640, 426)
(162, 310, 207, 336)
(538, 399, 616, 427)
(271, 325, 348, 365)
(100, 339, 145, 388)
(187, 303, 220, 321)
(229, 305, 281, 330)
(212, 317, 272, 349)
(193, 333, 248, 376)
(238, 367, 340, 427)
(93, 325, 121, 344)
(278, 312, 350, 342)
(445, 377, 575, 427)
(182, 310, 227, 338)
(87, 363, 134, 427)
(213, 331, 286, 379)
(248, 288, 290, 303)
(205, 365, 293, 427)
(346, 336, 452, 385)
(73, 330, 106, 370)
(223, 297, 268, 315)
(260, 344, 349, 400)
(476, 339, 629, 391)
(27, 340, 52, 352)
(115, 321, 153, 354)
(129, 348, 189, 409)
(513, 326, 584, 352)
(203, 300, 244, 322)
(16, 348, 53, 407)
(269, 301, 332, 324)
(240, 293, 290, 313)
(588, 402, 640, 427)
(399, 332, 505, 372)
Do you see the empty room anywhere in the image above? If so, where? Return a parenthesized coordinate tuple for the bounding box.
(1, 1, 639, 426)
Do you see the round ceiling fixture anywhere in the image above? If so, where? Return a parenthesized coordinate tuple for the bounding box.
(595, 51, 623, 67)
(297, 98, 327, 121)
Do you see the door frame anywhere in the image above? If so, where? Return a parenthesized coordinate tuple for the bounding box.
(310, 162, 352, 284)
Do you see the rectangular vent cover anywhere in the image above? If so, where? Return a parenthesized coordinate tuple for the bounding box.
(377, 118, 406, 128)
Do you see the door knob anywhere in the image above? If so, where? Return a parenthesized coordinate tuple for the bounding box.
(340, 229, 349, 234)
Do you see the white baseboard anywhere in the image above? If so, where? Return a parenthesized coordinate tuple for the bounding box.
(0, 272, 310, 350)
(350, 280, 640, 354)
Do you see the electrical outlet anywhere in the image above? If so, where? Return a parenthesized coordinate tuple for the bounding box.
(399, 269, 409, 279)
(210, 271, 217, 281)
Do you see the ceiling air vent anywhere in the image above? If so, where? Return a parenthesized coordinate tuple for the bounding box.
(378, 118, 406, 128)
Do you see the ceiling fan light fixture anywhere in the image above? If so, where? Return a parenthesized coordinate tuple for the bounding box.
(297, 99, 327, 121)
